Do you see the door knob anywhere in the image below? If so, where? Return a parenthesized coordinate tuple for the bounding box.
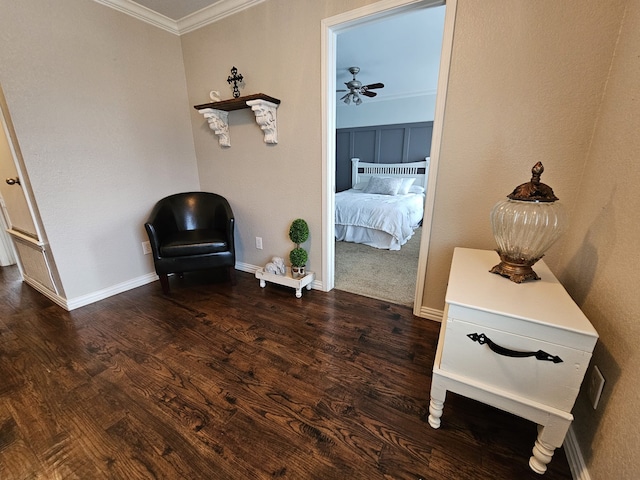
(5, 177, 20, 186)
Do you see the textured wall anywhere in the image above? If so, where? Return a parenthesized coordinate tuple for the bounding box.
(555, 2, 640, 478)
(0, 0, 200, 299)
(181, 0, 378, 270)
(422, 0, 626, 309)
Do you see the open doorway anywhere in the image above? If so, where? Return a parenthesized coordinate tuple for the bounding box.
(321, 0, 456, 314)
(333, 6, 446, 306)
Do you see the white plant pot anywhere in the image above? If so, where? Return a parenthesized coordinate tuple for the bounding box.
(291, 265, 306, 278)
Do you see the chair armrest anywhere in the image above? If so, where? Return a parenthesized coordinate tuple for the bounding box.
(213, 200, 235, 246)
(144, 222, 162, 259)
(226, 217, 235, 253)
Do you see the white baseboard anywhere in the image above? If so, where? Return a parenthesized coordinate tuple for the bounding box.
(64, 272, 159, 311)
(417, 305, 443, 322)
(23, 275, 68, 309)
(43, 262, 322, 311)
(564, 425, 590, 480)
(235, 261, 259, 274)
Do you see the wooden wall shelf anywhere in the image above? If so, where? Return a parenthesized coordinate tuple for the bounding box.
(194, 93, 281, 147)
(194, 93, 280, 111)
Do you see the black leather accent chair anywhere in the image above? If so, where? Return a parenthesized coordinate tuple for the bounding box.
(144, 192, 236, 294)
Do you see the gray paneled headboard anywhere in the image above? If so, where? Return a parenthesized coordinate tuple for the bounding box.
(336, 121, 433, 192)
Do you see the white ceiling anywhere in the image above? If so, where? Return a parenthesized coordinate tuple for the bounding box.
(132, 0, 223, 20)
(98, 1, 446, 100)
(337, 6, 446, 101)
(95, 0, 265, 33)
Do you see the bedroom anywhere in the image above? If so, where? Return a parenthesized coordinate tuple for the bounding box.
(333, 5, 446, 306)
(0, 1, 638, 479)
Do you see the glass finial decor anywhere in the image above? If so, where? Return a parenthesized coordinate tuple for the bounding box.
(489, 162, 567, 283)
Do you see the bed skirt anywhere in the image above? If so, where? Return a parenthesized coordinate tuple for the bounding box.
(335, 225, 415, 251)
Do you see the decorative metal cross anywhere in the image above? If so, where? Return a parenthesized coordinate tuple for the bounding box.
(227, 66, 244, 98)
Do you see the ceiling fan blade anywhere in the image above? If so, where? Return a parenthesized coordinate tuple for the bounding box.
(339, 93, 351, 101)
(361, 90, 377, 98)
(336, 89, 348, 92)
(364, 83, 384, 89)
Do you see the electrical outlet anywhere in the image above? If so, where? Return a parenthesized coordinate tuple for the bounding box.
(256, 237, 263, 249)
(587, 365, 605, 410)
(142, 241, 152, 255)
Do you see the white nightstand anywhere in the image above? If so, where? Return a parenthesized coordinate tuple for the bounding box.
(429, 248, 598, 474)
(255, 267, 314, 298)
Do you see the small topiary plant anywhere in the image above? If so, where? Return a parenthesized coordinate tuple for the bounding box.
(289, 247, 308, 267)
(289, 219, 309, 246)
(288, 219, 309, 276)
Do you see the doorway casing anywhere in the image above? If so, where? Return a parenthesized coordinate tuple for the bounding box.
(0, 84, 65, 304)
(321, 0, 457, 318)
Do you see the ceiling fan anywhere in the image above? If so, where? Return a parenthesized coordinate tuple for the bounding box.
(337, 67, 384, 105)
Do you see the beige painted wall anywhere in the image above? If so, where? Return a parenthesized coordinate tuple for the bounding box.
(181, 0, 379, 270)
(423, 0, 626, 309)
(0, 0, 200, 300)
(555, 2, 640, 478)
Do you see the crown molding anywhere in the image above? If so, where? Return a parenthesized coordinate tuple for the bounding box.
(94, 0, 179, 34)
(178, 0, 267, 34)
(93, 0, 266, 36)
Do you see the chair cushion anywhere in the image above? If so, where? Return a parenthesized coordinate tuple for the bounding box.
(160, 229, 228, 257)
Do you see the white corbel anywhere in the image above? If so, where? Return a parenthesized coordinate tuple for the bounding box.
(246, 99, 278, 144)
(200, 108, 230, 147)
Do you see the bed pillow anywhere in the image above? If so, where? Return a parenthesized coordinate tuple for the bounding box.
(397, 177, 416, 195)
(364, 176, 403, 195)
(352, 180, 369, 190)
(409, 185, 425, 194)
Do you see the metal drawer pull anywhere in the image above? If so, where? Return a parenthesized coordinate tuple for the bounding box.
(467, 333, 563, 363)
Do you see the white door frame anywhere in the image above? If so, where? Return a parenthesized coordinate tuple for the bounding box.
(321, 0, 457, 317)
(0, 84, 64, 301)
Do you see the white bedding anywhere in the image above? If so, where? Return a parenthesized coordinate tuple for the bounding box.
(335, 189, 425, 250)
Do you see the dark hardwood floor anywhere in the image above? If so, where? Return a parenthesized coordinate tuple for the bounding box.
(0, 265, 573, 479)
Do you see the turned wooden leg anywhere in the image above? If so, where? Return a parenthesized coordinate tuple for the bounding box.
(530, 436, 555, 474)
(529, 422, 569, 474)
(529, 425, 555, 475)
(428, 398, 445, 429)
(228, 266, 237, 286)
(428, 382, 447, 429)
(159, 273, 170, 294)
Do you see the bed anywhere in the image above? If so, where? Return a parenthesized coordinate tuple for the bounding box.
(335, 158, 429, 250)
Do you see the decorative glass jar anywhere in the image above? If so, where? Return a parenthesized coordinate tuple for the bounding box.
(490, 162, 567, 283)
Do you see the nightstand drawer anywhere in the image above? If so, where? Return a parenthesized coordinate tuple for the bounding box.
(440, 317, 592, 411)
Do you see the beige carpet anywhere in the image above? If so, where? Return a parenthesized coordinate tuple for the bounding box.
(335, 227, 421, 306)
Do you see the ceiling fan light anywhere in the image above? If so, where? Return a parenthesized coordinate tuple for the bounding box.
(337, 67, 384, 106)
